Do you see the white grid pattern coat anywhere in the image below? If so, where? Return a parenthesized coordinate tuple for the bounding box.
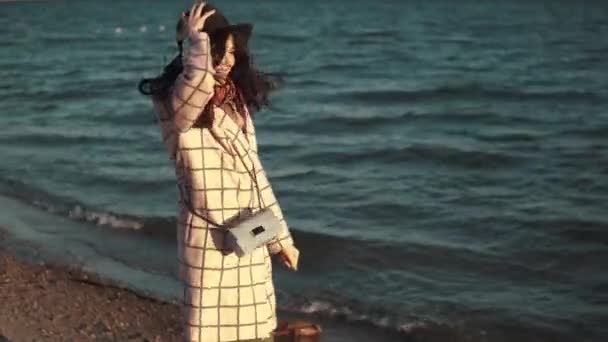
(150, 32, 295, 342)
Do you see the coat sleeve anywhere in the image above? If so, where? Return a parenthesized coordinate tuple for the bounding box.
(244, 114, 295, 254)
(169, 32, 215, 133)
(255, 161, 295, 254)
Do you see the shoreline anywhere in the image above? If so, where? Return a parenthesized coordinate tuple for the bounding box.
(0, 207, 407, 342)
(0, 248, 406, 342)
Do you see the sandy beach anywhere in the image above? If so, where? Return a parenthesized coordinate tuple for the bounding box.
(0, 247, 410, 342)
(0, 249, 184, 342)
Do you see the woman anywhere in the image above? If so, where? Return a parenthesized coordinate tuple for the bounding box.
(138, 2, 300, 341)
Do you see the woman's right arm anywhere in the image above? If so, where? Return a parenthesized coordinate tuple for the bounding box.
(169, 31, 215, 132)
(168, 3, 218, 132)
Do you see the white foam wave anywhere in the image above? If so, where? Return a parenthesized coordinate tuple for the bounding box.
(285, 299, 421, 334)
(68, 205, 143, 230)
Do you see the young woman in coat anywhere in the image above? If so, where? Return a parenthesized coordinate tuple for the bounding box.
(138, 2, 300, 341)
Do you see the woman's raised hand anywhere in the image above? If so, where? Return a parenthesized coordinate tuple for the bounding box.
(180, 1, 216, 42)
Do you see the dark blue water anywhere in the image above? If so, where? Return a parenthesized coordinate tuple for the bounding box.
(1, 0, 607, 341)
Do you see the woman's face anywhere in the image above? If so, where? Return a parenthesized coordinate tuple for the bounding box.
(215, 34, 235, 81)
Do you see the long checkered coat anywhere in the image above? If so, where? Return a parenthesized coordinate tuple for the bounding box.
(150, 32, 295, 342)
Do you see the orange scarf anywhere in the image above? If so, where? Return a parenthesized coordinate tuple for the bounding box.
(211, 78, 247, 132)
(212, 77, 240, 108)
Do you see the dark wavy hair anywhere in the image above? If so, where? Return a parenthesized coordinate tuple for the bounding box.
(138, 20, 282, 127)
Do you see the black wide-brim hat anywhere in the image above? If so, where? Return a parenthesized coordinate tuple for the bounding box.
(182, 3, 253, 48)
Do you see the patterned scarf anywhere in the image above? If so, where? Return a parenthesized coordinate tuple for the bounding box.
(211, 77, 247, 132)
(212, 77, 239, 108)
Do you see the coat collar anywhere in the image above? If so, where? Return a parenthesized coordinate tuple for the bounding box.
(209, 106, 258, 173)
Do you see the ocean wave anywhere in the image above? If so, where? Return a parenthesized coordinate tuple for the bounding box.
(4, 77, 136, 103)
(286, 78, 331, 87)
(265, 110, 541, 133)
(0, 132, 128, 146)
(57, 78, 137, 94)
(256, 33, 309, 43)
(281, 296, 452, 339)
(0, 178, 148, 231)
(0, 177, 293, 240)
(41, 33, 98, 44)
(321, 84, 604, 104)
(0, 40, 22, 48)
(310, 113, 417, 128)
(280, 291, 585, 342)
(35, 199, 180, 237)
(345, 28, 401, 39)
(270, 168, 326, 180)
(556, 126, 608, 140)
(523, 218, 608, 246)
(4, 88, 104, 102)
(311, 61, 372, 72)
(0, 176, 388, 246)
(289, 299, 412, 333)
(474, 131, 544, 143)
(300, 144, 522, 169)
(32, 200, 179, 239)
(66, 205, 144, 230)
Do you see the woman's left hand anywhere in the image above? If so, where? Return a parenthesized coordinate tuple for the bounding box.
(277, 245, 299, 271)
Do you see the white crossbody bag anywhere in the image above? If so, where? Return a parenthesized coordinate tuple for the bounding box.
(180, 134, 281, 257)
